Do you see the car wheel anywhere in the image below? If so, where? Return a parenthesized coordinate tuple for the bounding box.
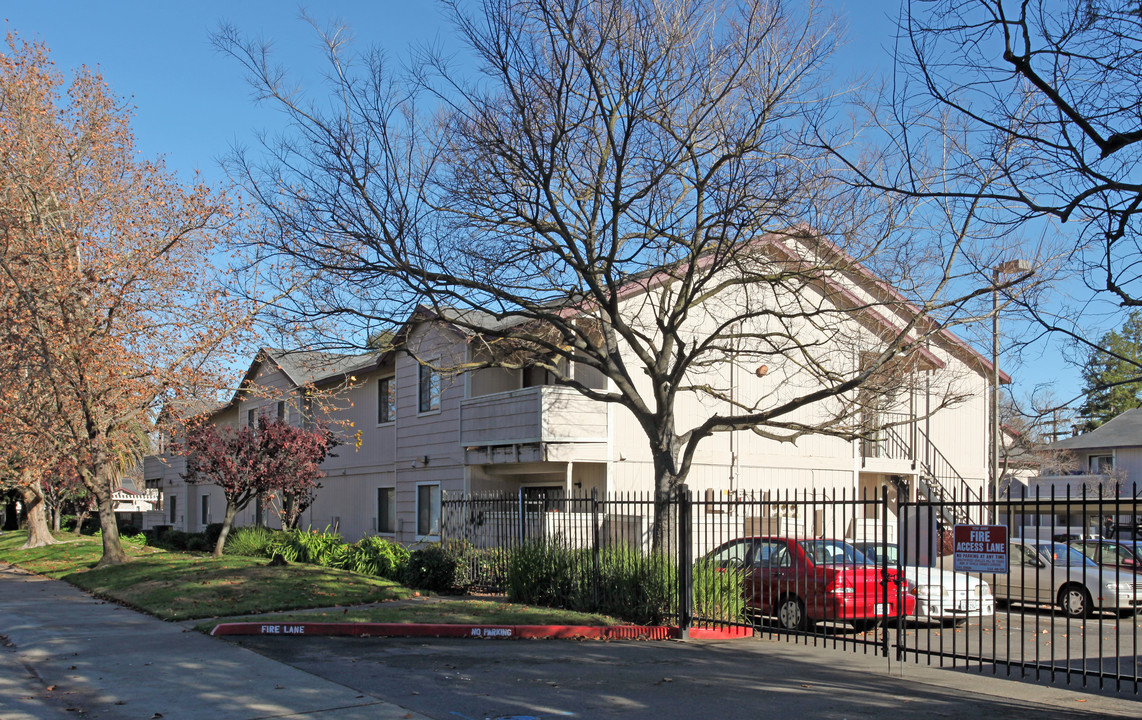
(1058, 584, 1093, 618)
(850, 619, 880, 633)
(776, 596, 807, 631)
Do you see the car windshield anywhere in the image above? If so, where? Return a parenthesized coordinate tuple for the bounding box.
(802, 540, 867, 565)
(1036, 543, 1098, 567)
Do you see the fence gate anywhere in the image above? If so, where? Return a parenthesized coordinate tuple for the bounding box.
(442, 483, 1141, 693)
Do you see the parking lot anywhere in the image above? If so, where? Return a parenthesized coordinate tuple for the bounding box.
(892, 604, 1141, 689)
(226, 620, 1142, 720)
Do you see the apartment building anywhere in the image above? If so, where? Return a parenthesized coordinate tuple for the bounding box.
(144, 246, 1006, 544)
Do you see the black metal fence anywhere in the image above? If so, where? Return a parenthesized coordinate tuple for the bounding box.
(442, 483, 1141, 692)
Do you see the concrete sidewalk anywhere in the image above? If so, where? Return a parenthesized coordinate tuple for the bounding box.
(0, 563, 429, 720)
(2, 562, 1139, 720)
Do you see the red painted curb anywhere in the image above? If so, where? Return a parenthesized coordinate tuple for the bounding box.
(209, 621, 753, 640)
(687, 625, 753, 639)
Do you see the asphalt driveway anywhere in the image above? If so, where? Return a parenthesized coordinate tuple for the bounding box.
(225, 632, 1142, 720)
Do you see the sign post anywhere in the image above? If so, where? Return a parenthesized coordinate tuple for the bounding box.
(953, 524, 1008, 574)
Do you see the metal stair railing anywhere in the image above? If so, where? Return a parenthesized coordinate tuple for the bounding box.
(882, 424, 982, 525)
(860, 411, 913, 463)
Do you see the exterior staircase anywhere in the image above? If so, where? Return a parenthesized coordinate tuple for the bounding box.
(878, 423, 983, 526)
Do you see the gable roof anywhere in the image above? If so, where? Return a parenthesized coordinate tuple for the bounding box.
(263, 347, 380, 387)
(224, 347, 381, 410)
(1047, 409, 1142, 452)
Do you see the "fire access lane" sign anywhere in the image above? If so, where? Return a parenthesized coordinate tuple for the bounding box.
(952, 524, 1009, 574)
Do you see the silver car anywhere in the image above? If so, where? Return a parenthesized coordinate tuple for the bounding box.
(993, 540, 1140, 618)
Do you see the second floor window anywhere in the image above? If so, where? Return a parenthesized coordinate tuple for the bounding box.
(378, 377, 395, 424)
(418, 362, 440, 413)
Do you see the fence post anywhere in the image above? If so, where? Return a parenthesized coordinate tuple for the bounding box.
(517, 487, 526, 546)
(677, 483, 693, 640)
(591, 487, 600, 608)
(880, 484, 889, 658)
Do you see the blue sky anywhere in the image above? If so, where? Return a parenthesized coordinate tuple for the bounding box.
(2, 1, 1089, 402)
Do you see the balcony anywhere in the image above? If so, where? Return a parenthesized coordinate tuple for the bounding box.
(459, 386, 608, 464)
(112, 488, 160, 511)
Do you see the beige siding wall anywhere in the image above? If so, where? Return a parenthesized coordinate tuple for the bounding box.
(603, 265, 992, 501)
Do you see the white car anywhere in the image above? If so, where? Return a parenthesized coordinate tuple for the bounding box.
(855, 542, 994, 624)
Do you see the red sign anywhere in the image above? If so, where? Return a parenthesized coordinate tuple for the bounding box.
(952, 524, 1008, 574)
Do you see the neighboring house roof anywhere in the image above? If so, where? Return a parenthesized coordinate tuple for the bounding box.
(1001, 424, 1041, 469)
(1047, 408, 1142, 452)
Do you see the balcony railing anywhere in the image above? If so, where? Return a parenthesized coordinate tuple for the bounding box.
(459, 386, 608, 447)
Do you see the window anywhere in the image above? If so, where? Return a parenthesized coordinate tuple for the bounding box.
(247, 408, 256, 428)
(169, 495, 177, 524)
(146, 480, 163, 510)
(276, 401, 287, 422)
(707, 540, 749, 567)
(1012, 544, 1042, 566)
(378, 487, 396, 534)
(1090, 455, 1114, 474)
(418, 362, 440, 413)
(416, 483, 441, 536)
(377, 377, 395, 424)
(756, 541, 792, 567)
(201, 495, 210, 525)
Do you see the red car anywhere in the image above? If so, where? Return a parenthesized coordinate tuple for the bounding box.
(706, 536, 914, 631)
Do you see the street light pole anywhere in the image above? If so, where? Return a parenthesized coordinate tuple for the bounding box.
(991, 259, 1033, 522)
(991, 269, 1000, 520)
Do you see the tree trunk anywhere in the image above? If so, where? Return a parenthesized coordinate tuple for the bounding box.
(282, 495, 298, 530)
(72, 503, 91, 535)
(89, 468, 128, 567)
(213, 502, 239, 557)
(650, 439, 682, 554)
(20, 478, 57, 549)
(51, 507, 61, 532)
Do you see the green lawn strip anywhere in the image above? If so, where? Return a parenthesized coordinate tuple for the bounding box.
(0, 532, 163, 577)
(194, 598, 621, 634)
(0, 532, 414, 621)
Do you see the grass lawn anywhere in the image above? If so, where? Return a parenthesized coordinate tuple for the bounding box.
(0, 532, 623, 629)
(0, 532, 413, 621)
(194, 598, 620, 633)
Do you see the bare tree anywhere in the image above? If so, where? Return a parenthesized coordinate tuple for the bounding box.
(218, 0, 1013, 543)
(826, 0, 1142, 405)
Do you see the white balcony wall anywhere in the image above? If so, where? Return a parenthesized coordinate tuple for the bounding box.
(460, 386, 608, 446)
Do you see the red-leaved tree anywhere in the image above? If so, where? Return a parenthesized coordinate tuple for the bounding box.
(181, 416, 333, 556)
